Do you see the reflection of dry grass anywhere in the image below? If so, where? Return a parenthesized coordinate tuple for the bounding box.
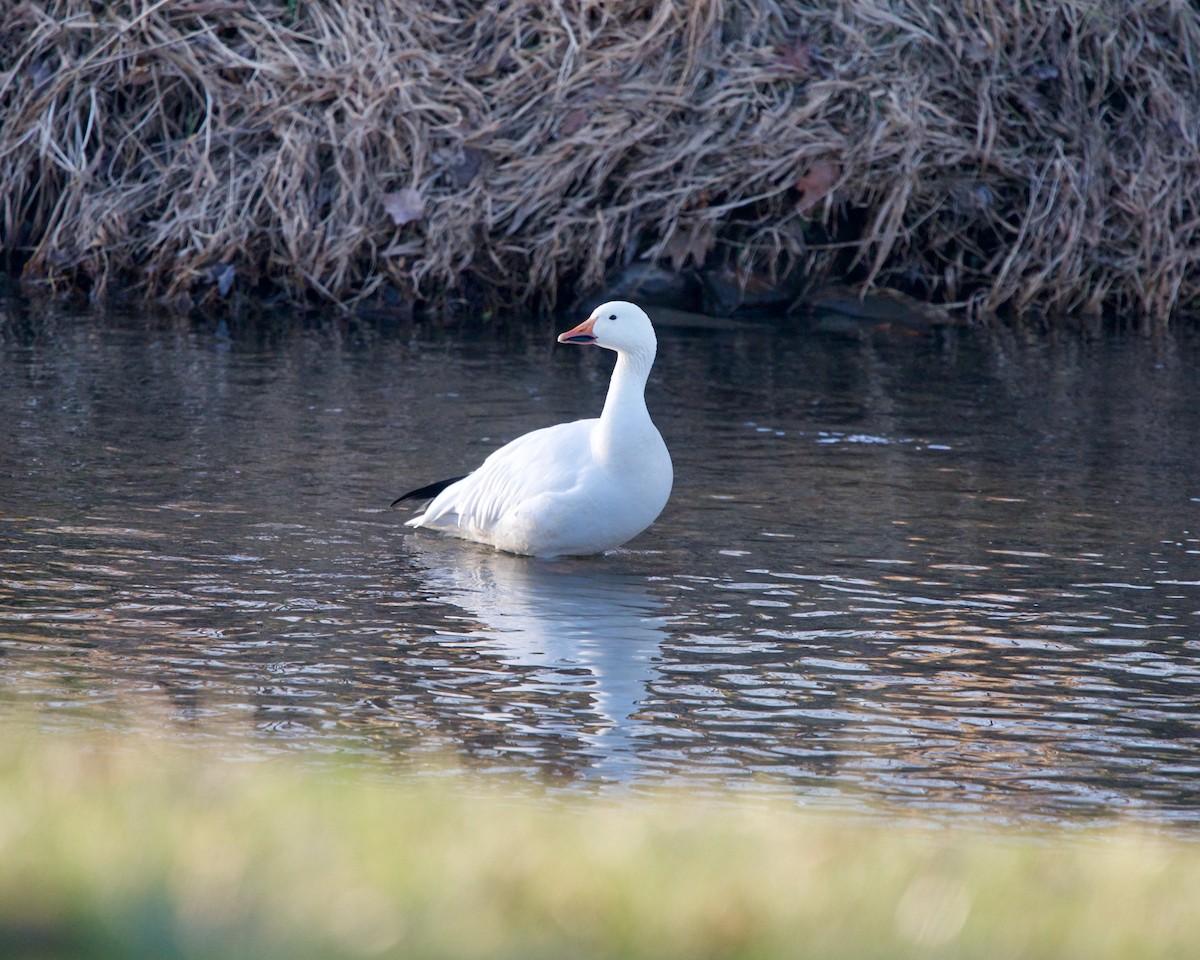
(2, 726, 1199, 959)
(3, 2, 1198, 323)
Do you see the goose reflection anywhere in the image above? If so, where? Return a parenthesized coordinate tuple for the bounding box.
(404, 538, 669, 781)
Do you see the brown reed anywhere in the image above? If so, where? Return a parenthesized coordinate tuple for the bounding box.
(2, 1, 1198, 326)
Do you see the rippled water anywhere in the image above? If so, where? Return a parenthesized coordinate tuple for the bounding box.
(2, 296, 1199, 823)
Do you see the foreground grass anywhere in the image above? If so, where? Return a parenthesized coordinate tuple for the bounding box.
(0, 733, 1197, 959)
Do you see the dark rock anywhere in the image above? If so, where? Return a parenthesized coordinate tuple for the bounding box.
(582, 262, 699, 312)
(697, 263, 808, 318)
(800, 283, 962, 332)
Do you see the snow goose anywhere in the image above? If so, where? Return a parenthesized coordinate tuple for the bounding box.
(392, 301, 672, 558)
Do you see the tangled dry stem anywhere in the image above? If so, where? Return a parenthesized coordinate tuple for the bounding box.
(2, 0, 1198, 326)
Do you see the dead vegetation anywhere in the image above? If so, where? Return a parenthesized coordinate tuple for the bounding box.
(1, 0, 1198, 325)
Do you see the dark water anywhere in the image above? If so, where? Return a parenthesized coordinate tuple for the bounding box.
(2, 296, 1199, 823)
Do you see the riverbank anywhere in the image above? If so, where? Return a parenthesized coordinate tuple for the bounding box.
(3, 2, 1198, 326)
(2, 727, 1198, 960)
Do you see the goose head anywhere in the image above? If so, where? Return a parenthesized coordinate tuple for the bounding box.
(557, 301, 656, 357)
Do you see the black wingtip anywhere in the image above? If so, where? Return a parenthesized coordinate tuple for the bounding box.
(390, 474, 469, 508)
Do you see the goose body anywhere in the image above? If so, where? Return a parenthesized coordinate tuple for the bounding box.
(394, 301, 672, 558)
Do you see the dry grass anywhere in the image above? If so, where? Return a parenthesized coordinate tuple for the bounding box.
(2, 1, 1199, 325)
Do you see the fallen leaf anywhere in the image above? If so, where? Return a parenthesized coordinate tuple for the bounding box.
(448, 147, 485, 187)
(795, 159, 838, 214)
(948, 179, 995, 214)
(124, 65, 154, 87)
(661, 222, 713, 272)
(776, 35, 814, 75)
(560, 107, 587, 137)
(383, 188, 425, 227)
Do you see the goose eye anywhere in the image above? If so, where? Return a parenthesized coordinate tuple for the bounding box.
(608, 314, 617, 320)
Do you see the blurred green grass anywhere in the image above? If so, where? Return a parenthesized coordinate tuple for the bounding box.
(1, 730, 1196, 960)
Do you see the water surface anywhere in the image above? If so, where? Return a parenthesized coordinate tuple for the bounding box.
(2, 298, 1199, 823)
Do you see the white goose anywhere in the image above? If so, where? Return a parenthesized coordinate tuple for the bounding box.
(393, 301, 672, 558)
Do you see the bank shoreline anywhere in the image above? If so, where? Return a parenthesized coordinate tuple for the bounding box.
(3, 2, 1198, 328)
